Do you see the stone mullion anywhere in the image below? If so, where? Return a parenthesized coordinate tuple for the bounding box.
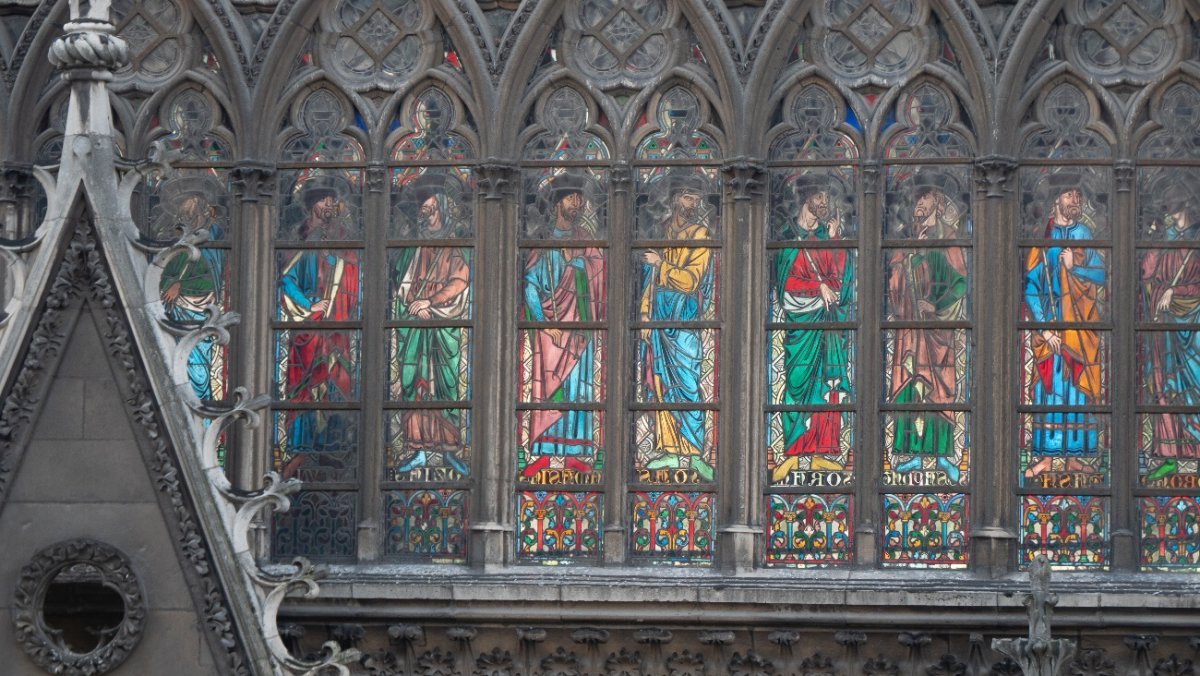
(473, 160, 519, 569)
(603, 162, 632, 565)
(1112, 159, 1137, 571)
(230, 160, 277, 560)
(856, 160, 882, 566)
(359, 164, 388, 562)
(972, 155, 1019, 577)
(719, 158, 766, 572)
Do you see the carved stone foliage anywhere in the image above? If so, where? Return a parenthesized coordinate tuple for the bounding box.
(11, 539, 146, 676)
(1062, 0, 1185, 86)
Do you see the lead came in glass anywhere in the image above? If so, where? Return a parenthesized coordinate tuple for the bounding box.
(517, 491, 602, 560)
(766, 494, 853, 566)
(1021, 495, 1108, 569)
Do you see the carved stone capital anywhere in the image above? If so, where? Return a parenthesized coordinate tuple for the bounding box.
(1114, 160, 1135, 193)
(722, 157, 767, 201)
(477, 160, 518, 201)
(230, 161, 276, 203)
(366, 164, 387, 194)
(861, 161, 883, 196)
(974, 155, 1018, 198)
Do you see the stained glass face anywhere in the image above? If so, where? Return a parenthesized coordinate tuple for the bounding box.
(1020, 412, 1109, 488)
(273, 490, 357, 560)
(145, 173, 230, 242)
(386, 409, 470, 481)
(272, 410, 359, 482)
(518, 491, 602, 560)
(882, 493, 968, 567)
(385, 489, 467, 562)
(1137, 169, 1200, 239)
(885, 167, 972, 239)
(277, 172, 364, 240)
(388, 248, 472, 319)
(273, 330, 362, 402)
(1021, 495, 1108, 569)
(1020, 168, 1111, 240)
(770, 170, 858, 240)
(635, 169, 720, 239)
(767, 411, 854, 488)
(766, 494, 853, 566)
(275, 250, 363, 321)
(1140, 497, 1200, 570)
(390, 170, 475, 239)
(521, 169, 608, 239)
(629, 492, 715, 563)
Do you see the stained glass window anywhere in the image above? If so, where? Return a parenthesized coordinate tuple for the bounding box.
(880, 83, 974, 568)
(1136, 83, 1200, 570)
(384, 88, 477, 562)
(630, 86, 721, 563)
(144, 88, 235, 466)
(272, 89, 366, 560)
(1018, 83, 1113, 569)
(765, 84, 858, 567)
(517, 86, 610, 562)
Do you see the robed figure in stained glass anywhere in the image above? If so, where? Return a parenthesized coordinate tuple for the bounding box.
(522, 172, 606, 477)
(639, 171, 715, 481)
(887, 170, 967, 482)
(279, 177, 360, 471)
(1023, 173, 1104, 475)
(391, 173, 471, 475)
(772, 174, 854, 482)
(158, 177, 225, 401)
(1141, 177, 1200, 480)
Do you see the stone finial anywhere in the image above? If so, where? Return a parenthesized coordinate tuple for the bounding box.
(992, 555, 1077, 676)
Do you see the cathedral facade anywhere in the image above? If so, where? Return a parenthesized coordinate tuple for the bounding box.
(1, 0, 1199, 674)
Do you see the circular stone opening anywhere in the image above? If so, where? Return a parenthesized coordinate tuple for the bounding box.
(41, 563, 126, 655)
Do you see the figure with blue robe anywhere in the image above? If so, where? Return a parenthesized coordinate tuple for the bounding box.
(1022, 173, 1105, 477)
(638, 171, 715, 481)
